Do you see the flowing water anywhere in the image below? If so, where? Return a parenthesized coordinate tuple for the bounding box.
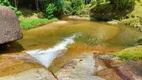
(0, 19, 142, 77)
(25, 33, 81, 68)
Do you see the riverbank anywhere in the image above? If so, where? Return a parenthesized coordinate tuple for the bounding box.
(18, 8, 59, 30)
(20, 18, 58, 30)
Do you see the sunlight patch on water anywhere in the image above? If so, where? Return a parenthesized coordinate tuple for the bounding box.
(25, 33, 81, 68)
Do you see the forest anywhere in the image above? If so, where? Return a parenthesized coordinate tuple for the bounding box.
(0, 0, 142, 80)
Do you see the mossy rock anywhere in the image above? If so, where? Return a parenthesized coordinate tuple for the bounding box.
(116, 46, 142, 60)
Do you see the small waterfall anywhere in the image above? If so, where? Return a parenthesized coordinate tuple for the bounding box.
(26, 33, 81, 68)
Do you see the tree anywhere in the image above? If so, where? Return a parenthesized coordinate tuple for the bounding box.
(71, 0, 84, 15)
(44, 0, 64, 18)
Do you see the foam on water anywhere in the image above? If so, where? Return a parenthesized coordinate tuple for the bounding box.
(26, 33, 81, 68)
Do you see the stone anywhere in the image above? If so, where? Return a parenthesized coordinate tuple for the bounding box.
(55, 54, 104, 80)
(0, 6, 22, 44)
(94, 58, 122, 80)
(107, 21, 119, 25)
(0, 68, 57, 80)
(68, 16, 90, 20)
(94, 54, 120, 60)
(117, 61, 142, 80)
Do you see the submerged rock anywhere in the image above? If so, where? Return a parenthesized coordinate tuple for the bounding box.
(0, 68, 57, 80)
(0, 6, 22, 45)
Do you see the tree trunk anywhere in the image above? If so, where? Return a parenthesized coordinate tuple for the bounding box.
(35, 0, 39, 10)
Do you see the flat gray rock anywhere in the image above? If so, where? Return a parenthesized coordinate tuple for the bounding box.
(0, 68, 57, 80)
(55, 54, 104, 80)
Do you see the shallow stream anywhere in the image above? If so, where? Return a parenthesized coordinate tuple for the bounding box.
(0, 19, 142, 76)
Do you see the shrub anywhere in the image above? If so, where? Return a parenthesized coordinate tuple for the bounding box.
(43, 0, 64, 18)
(120, 18, 141, 28)
(0, 0, 21, 16)
(54, 0, 64, 16)
(116, 46, 142, 60)
(45, 3, 57, 19)
(109, 0, 135, 10)
(118, 1, 142, 31)
(90, 4, 117, 21)
(63, 1, 73, 15)
(71, 0, 84, 15)
(90, 0, 135, 21)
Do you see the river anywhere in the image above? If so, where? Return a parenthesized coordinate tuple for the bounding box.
(0, 19, 142, 77)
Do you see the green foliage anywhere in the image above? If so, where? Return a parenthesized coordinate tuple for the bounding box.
(121, 18, 141, 28)
(116, 46, 142, 60)
(71, 0, 84, 15)
(96, 0, 106, 5)
(0, 0, 21, 16)
(90, 4, 118, 20)
(54, 0, 64, 16)
(20, 18, 58, 30)
(110, 0, 135, 10)
(79, 4, 92, 17)
(63, 1, 73, 15)
(43, 0, 64, 18)
(45, 3, 57, 19)
(62, 0, 86, 15)
(0, 0, 10, 6)
(120, 1, 142, 31)
(90, 0, 135, 21)
(90, 0, 97, 5)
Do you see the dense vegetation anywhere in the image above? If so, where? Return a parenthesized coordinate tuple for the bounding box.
(90, 0, 142, 31)
(1, 0, 140, 20)
(90, 0, 135, 21)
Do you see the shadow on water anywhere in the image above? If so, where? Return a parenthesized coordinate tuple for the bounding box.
(0, 42, 24, 54)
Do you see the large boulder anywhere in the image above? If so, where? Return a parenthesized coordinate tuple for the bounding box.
(0, 6, 22, 44)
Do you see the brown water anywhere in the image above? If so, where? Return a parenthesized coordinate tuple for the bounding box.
(0, 19, 142, 76)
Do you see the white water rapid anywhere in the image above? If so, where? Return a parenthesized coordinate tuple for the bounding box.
(26, 33, 81, 68)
